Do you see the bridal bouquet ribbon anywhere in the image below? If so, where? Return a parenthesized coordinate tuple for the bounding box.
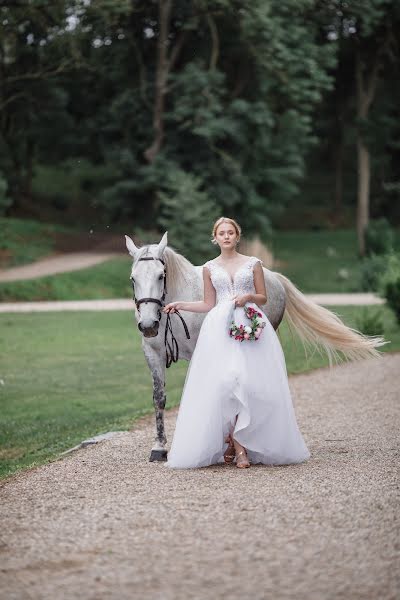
(229, 305, 266, 342)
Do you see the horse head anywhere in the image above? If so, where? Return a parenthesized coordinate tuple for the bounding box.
(125, 232, 168, 338)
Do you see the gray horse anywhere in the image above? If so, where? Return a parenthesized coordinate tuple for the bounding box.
(125, 232, 386, 461)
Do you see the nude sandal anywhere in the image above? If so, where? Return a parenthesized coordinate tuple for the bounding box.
(236, 449, 250, 468)
(223, 434, 236, 464)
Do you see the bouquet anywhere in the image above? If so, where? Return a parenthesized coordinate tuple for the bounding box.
(229, 305, 266, 342)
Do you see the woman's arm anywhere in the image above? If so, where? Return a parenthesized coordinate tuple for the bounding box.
(162, 266, 216, 314)
(234, 261, 267, 308)
(247, 262, 268, 306)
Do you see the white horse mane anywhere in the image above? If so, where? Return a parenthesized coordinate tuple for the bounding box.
(135, 244, 197, 298)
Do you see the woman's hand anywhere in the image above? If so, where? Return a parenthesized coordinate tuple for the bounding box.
(162, 301, 181, 314)
(232, 294, 250, 307)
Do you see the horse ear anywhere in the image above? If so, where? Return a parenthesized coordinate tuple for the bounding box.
(157, 231, 168, 258)
(125, 235, 139, 258)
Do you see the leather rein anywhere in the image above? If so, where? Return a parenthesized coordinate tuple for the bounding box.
(131, 256, 191, 368)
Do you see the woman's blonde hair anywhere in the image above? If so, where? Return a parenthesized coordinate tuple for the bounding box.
(211, 217, 242, 245)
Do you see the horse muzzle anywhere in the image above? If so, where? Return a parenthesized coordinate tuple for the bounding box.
(138, 319, 160, 337)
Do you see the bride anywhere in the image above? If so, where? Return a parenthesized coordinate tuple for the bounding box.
(162, 217, 310, 469)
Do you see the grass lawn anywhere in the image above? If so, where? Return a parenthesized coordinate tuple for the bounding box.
(271, 228, 400, 293)
(1, 227, 400, 301)
(0, 217, 72, 269)
(1, 305, 399, 480)
(0, 256, 133, 302)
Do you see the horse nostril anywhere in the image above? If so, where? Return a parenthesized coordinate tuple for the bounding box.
(138, 322, 143, 332)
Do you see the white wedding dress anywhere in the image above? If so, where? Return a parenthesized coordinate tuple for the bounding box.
(167, 256, 310, 469)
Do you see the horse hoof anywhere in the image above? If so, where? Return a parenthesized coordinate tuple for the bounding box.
(150, 449, 168, 462)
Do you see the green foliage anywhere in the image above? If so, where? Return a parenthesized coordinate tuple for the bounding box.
(32, 159, 119, 220)
(157, 169, 219, 264)
(385, 278, 400, 323)
(0, 173, 11, 216)
(378, 251, 400, 323)
(0, 217, 70, 268)
(359, 253, 389, 291)
(355, 307, 385, 337)
(0, 0, 338, 233)
(365, 217, 394, 256)
(1, 0, 399, 235)
(0, 1, 75, 207)
(298, 0, 400, 229)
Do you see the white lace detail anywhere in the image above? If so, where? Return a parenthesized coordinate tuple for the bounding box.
(204, 256, 262, 303)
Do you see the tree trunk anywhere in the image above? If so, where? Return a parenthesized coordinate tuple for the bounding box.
(143, 0, 172, 164)
(355, 47, 382, 257)
(356, 134, 370, 256)
(143, 1, 189, 164)
(332, 133, 344, 226)
(5, 138, 36, 216)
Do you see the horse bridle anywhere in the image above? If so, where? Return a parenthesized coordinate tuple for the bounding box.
(131, 256, 167, 320)
(131, 256, 191, 368)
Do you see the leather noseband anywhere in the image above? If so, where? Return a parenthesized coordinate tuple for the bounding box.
(131, 255, 191, 368)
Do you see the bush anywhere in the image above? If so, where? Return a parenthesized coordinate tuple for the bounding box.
(378, 251, 400, 324)
(385, 279, 400, 323)
(355, 307, 385, 337)
(157, 168, 219, 264)
(0, 173, 12, 216)
(360, 253, 389, 292)
(365, 217, 394, 256)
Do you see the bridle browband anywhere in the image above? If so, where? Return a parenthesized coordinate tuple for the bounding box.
(131, 255, 191, 368)
(132, 256, 167, 318)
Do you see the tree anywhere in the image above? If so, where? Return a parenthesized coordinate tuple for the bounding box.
(157, 168, 219, 264)
(0, 0, 340, 240)
(335, 0, 399, 255)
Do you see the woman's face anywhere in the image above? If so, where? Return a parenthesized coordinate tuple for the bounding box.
(215, 223, 238, 249)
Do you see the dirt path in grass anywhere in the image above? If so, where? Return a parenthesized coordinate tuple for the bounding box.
(0, 353, 399, 600)
(0, 293, 385, 313)
(0, 252, 124, 283)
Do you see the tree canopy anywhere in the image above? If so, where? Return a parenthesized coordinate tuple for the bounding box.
(0, 0, 398, 254)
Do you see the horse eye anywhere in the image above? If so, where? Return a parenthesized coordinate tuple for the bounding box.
(158, 274, 164, 280)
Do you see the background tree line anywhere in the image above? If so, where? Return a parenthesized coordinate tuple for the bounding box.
(0, 0, 399, 257)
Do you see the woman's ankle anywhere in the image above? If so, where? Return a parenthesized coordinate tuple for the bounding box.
(233, 438, 245, 456)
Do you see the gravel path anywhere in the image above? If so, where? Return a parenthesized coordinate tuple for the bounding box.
(1, 353, 399, 600)
(0, 252, 122, 283)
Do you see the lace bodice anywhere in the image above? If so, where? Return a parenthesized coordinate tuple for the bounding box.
(204, 256, 262, 303)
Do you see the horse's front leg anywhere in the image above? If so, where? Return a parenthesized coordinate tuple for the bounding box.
(143, 342, 168, 462)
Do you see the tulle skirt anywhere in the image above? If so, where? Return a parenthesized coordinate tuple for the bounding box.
(167, 299, 310, 469)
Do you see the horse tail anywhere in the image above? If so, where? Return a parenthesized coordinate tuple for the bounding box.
(274, 272, 390, 367)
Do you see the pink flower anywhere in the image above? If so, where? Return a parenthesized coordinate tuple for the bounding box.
(244, 333, 250, 340)
(255, 328, 262, 338)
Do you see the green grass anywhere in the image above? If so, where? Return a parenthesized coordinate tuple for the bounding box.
(0, 311, 189, 479)
(271, 228, 400, 293)
(0, 257, 133, 302)
(0, 305, 398, 480)
(1, 227, 400, 301)
(0, 217, 72, 269)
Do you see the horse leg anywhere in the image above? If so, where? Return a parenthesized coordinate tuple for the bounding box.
(143, 343, 168, 462)
(150, 374, 168, 462)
